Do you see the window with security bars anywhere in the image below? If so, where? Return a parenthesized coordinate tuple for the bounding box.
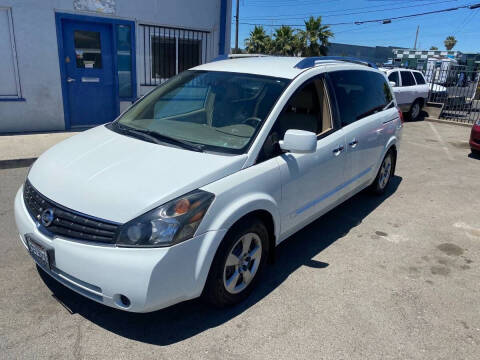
(140, 24, 209, 86)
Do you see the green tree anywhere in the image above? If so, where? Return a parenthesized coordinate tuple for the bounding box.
(430, 46, 438, 50)
(444, 36, 457, 50)
(270, 25, 299, 56)
(244, 26, 271, 54)
(298, 16, 333, 56)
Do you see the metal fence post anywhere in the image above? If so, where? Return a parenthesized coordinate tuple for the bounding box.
(429, 69, 435, 102)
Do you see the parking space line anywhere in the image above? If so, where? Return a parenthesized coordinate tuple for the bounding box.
(405, 140, 438, 151)
(428, 122, 454, 161)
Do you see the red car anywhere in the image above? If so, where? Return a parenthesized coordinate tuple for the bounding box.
(470, 120, 480, 156)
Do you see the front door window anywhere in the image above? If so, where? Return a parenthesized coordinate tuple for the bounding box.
(257, 77, 333, 163)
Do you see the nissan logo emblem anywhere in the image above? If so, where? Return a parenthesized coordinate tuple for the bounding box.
(40, 209, 55, 227)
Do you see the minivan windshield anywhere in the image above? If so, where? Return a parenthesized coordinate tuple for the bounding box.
(115, 70, 290, 153)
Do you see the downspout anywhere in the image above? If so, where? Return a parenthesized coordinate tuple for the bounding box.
(219, 0, 227, 55)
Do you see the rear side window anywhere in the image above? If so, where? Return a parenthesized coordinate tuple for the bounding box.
(412, 72, 426, 85)
(400, 71, 416, 86)
(329, 70, 393, 126)
(388, 71, 399, 86)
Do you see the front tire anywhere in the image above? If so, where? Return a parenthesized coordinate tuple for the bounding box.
(370, 151, 395, 195)
(203, 218, 269, 307)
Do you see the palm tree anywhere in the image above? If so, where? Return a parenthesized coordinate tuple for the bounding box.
(244, 26, 271, 54)
(444, 36, 457, 50)
(270, 25, 298, 56)
(298, 16, 333, 56)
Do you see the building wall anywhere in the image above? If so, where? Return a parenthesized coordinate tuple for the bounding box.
(462, 53, 480, 71)
(0, 0, 231, 133)
(392, 49, 462, 70)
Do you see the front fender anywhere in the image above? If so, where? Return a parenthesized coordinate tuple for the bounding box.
(190, 159, 283, 295)
(204, 193, 280, 239)
(198, 158, 283, 242)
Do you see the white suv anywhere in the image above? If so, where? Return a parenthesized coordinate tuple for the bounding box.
(15, 57, 402, 312)
(382, 68, 429, 121)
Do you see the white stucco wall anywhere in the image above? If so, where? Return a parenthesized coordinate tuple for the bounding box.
(0, 0, 231, 133)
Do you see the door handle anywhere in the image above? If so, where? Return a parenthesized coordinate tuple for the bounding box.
(332, 145, 344, 155)
(348, 139, 358, 148)
(66, 77, 76, 83)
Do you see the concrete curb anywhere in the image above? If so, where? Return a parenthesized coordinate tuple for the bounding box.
(0, 157, 37, 170)
(424, 117, 473, 128)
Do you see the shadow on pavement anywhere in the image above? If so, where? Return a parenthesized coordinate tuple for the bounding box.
(38, 176, 402, 345)
(405, 110, 428, 122)
(0, 158, 36, 170)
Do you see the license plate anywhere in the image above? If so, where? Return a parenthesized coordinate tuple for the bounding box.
(26, 235, 52, 269)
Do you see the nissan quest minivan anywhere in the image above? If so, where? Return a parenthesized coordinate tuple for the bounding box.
(15, 56, 402, 312)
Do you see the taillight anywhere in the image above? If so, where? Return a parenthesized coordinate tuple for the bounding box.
(398, 108, 404, 123)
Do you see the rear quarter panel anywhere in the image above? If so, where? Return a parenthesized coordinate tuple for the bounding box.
(418, 84, 430, 102)
(375, 113, 402, 175)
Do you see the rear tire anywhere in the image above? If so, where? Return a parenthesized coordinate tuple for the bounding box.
(471, 148, 480, 157)
(408, 100, 422, 121)
(203, 217, 269, 307)
(370, 150, 395, 195)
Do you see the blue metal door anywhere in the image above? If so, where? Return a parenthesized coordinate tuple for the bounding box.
(62, 20, 116, 127)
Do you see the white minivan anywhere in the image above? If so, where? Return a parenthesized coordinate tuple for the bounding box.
(15, 56, 402, 312)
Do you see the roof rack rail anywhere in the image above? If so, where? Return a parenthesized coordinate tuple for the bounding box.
(210, 54, 269, 62)
(294, 56, 377, 69)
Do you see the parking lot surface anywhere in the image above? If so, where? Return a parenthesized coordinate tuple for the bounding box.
(1, 121, 479, 359)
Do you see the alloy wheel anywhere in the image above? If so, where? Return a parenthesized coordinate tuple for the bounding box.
(378, 154, 392, 190)
(223, 233, 262, 294)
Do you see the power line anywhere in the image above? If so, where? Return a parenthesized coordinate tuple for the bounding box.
(453, 7, 478, 36)
(244, 0, 340, 7)
(242, 0, 459, 20)
(237, 3, 480, 27)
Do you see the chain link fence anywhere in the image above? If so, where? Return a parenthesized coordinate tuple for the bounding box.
(424, 66, 480, 124)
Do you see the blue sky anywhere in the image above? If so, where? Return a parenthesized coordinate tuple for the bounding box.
(231, 0, 479, 52)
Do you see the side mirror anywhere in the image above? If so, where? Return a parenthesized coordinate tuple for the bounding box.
(279, 129, 317, 154)
(389, 81, 397, 87)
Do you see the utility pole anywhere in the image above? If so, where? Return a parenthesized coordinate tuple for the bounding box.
(235, 0, 240, 53)
(413, 25, 419, 49)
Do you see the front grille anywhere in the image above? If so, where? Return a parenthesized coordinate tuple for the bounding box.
(23, 180, 119, 243)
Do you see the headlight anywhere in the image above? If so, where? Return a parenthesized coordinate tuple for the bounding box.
(116, 190, 214, 247)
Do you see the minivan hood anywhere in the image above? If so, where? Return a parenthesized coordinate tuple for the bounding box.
(28, 125, 247, 223)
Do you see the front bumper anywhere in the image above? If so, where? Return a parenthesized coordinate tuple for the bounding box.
(14, 186, 226, 312)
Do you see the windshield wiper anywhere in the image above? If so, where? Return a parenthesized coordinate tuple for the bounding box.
(112, 123, 204, 152)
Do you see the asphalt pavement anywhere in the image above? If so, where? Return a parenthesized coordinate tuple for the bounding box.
(0, 121, 479, 359)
